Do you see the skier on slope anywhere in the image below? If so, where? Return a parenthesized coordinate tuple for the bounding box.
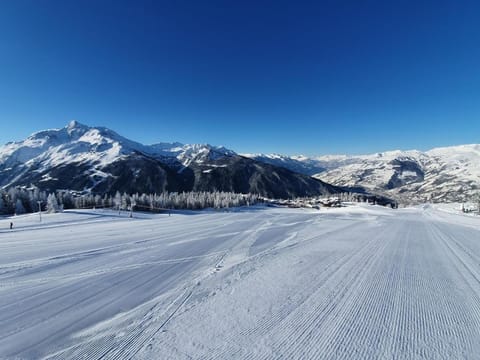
(10, 222, 13, 230)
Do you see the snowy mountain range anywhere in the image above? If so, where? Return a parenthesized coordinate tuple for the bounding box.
(3, 121, 475, 203)
(0, 121, 340, 199)
(246, 145, 480, 203)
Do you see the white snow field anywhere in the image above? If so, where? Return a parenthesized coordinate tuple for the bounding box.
(1, 205, 479, 359)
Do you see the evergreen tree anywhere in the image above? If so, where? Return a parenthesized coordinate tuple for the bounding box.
(0, 194, 6, 215)
(15, 199, 26, 215)
(113, 191, 122, 211)
(46, 193, 59, 213)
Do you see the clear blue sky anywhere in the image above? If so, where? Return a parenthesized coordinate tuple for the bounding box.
(0, 0, 479, 155)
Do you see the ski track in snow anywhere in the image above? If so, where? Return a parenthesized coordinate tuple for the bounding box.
(0, 206, 479, 359)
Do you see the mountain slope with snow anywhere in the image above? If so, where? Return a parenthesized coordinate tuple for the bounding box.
(0, 121, 341, 198)
(315, 145, 480, 203)
(246, 145, 480, 203)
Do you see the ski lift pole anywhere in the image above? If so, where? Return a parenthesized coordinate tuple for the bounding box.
(37, 201, 42, 222)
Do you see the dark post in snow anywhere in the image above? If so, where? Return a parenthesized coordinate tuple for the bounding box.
(37, 201, 42, 222)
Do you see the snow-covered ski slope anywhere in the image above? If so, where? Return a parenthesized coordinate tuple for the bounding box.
(1, 205, 479, 359)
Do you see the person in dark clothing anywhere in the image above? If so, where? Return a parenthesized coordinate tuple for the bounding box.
(10, 222, 13, 230)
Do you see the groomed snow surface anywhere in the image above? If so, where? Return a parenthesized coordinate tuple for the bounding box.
(1, 204, 480, 359)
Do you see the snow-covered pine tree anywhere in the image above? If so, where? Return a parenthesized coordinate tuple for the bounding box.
(15, 199, 26, 215)
(113, 191, 122, 211)
(46, 193, 60, 213)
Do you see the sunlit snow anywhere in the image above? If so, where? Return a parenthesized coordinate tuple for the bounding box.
(1, 204, 479, 359)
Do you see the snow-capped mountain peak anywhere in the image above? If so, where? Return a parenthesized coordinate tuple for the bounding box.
(0, 121, 341, 199)
(66, 119, 89, 135)
(149, 143, 236, 167)
(0, 122, 240, 171)
(0, 122, 243, 192)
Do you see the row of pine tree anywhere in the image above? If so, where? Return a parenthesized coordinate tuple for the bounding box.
(0, 187, 260, 215)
